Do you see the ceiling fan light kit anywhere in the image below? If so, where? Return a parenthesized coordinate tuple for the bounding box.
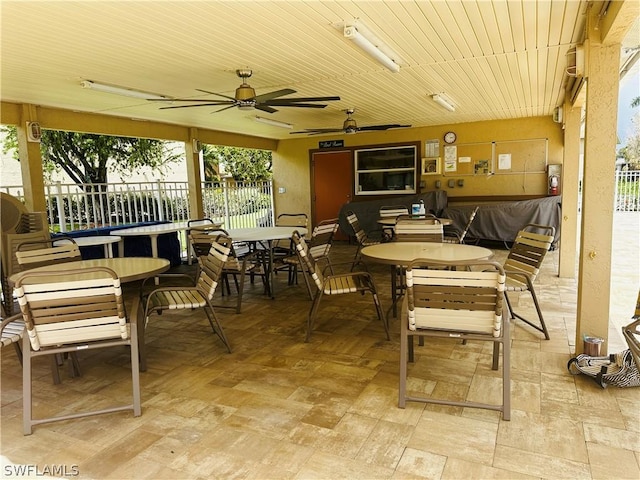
(81, 80, 169, 100)
(343, 23, 400, 73)
(431, 93, 456, 112)
(255, 116, 293, 129)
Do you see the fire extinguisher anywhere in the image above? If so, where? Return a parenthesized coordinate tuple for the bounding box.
(548, 175, 559, 196)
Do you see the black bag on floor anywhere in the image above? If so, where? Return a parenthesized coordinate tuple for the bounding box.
(567, 349, 640, 388)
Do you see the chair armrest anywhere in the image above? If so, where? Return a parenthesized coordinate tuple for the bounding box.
(1, 313, 24, 334)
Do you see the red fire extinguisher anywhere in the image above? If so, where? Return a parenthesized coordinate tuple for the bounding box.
(548, 175, 559, 196)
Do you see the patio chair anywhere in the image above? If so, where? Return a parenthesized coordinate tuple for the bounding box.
(394, 215, 443, 243)
(503, 224, 556, 340)
(141, 237, 232, 359)
(272, 213, 309, 260)
(15, 237, 81, 270)
(399, 259, 510, 420)
(622, 290, 640, 373)
(14, 266, 142, 435)
(443, 206, 479, 244)
(1, 313, 25, 364)
(379, 205, 409, 241)
(281, 218, 339, 299)
(345, 211, 381, 268)
(189, 228, 267, 313)
(291, 230, 388, 342)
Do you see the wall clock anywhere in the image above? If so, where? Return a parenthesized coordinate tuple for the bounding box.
(444, 131, 457, 144)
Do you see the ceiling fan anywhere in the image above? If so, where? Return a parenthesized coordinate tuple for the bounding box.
(290, 108, 411, 135)
(149, 69, 340, 113)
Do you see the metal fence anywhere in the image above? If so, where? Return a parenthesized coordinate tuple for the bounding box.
(615, 170, 640, 212)
(1, 179, 275, 232)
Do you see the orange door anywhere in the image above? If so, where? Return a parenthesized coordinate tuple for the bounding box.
(312, 150, 353, 240)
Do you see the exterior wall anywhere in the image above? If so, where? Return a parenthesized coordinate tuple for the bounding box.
(273, 116, 564, 219)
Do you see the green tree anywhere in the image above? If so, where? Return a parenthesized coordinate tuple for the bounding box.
(1, 126, 181, 188)
(619, 112, 640, 170)
(202, 144, 272, 182)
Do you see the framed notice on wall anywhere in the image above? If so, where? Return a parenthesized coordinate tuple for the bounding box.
(421, 157, 440, 175)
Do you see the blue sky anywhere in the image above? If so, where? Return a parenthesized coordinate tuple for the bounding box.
(618, 69, 639, 143)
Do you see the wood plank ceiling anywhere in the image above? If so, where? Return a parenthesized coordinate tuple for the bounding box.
(0, 1, 616, 140)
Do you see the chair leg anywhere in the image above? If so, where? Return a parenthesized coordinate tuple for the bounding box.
(502, 313, 511, 421)
(12, 342, 23, 365)
(399, 321, 408, 408)
(23, 335, 33, 435)
(371, 289, 389, 340)
(235, 269, 247, 314)
(505, 287, 550, 340)
(305, 292, 324, 342)
(204, 302, 232, 353)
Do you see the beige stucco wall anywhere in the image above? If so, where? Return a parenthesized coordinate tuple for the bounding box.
(273, 116, 564, 219)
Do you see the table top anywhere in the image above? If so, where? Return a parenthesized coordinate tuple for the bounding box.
(377, 217, 452, 226)
(226, 226, 308, 243)
(9, 257, 170, 285)
(113, 220, 217, 237)
(55, 235, 121, 247)
(360, 242, 493, 266)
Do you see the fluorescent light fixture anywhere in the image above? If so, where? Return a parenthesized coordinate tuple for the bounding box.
(344, 23, 400, 73)
(81, 80, 168, 100)
(431, 93, 456, 112)
(254, 116, 293, 129)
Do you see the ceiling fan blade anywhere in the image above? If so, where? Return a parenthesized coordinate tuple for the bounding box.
(254, 88, 296, 103)
(265, 102, 329, 108)
(212, 104, 237, 113)
(268, 96, 341, 103)
(290, 128, 345, 134)
(149, 98, 231, 103)
(255, 104, 278, 113)
(159, 102, 234, 110)
(358, 124, 412, 131)
(195, 89, 237, 101)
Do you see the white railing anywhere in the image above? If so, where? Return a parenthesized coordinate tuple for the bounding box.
(1, 179, 275, 232)
(615, 170, 640, 212)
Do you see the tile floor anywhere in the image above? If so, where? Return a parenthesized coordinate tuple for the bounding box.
(1, 214, 638, 480)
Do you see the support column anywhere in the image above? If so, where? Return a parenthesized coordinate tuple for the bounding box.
(575, 29, 621, 354)
(16, 104, 46, 212)
(558, 100, 582, 279)
(186, 128, 204, 219)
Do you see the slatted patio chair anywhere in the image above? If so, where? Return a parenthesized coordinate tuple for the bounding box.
(281, 218, 339, 298)
(503, 224, 556, 340)
(379, 205, 409, 241)
(345, 210, 381, 268)
(394, 215, 443, 243)
(189, 228, 266, 313)
(292, 230, 389, 342)
(1, 313, 25, 364)
(443, 206, 479, 244)
(14, 266, 141, 435)
(399, 259, 510, 420)
(272, 213, 309, 260)
(15, 237, 83, 383)
(15, 237, 81, 270)
(622, 290, 640, 373)
(141, 238, 232, 361)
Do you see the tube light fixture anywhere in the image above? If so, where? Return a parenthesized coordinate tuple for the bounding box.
(431, 93, 456, 112)
(344, 24, 400, 73)
(81, 80, 168, 100)
(254, 116, 293, 129)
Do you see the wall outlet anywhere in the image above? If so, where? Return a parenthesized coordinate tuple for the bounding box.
(448, 179, 455, 188)
(278, 187, 286, 194)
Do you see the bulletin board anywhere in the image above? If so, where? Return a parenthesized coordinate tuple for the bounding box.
(494, 138, 547, 174)
(441, 138, 547, 176)
(442, 142, 493, 176)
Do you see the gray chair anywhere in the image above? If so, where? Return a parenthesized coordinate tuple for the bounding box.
(399, 259, 510, 420)
(281, 218, 339, 298)
(443, 206, 479, 244)
(14, 266, 141, 435)
(292, 230, 388, 342)
(503, 224, 556, 339)
(141, 237, 232, 367)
